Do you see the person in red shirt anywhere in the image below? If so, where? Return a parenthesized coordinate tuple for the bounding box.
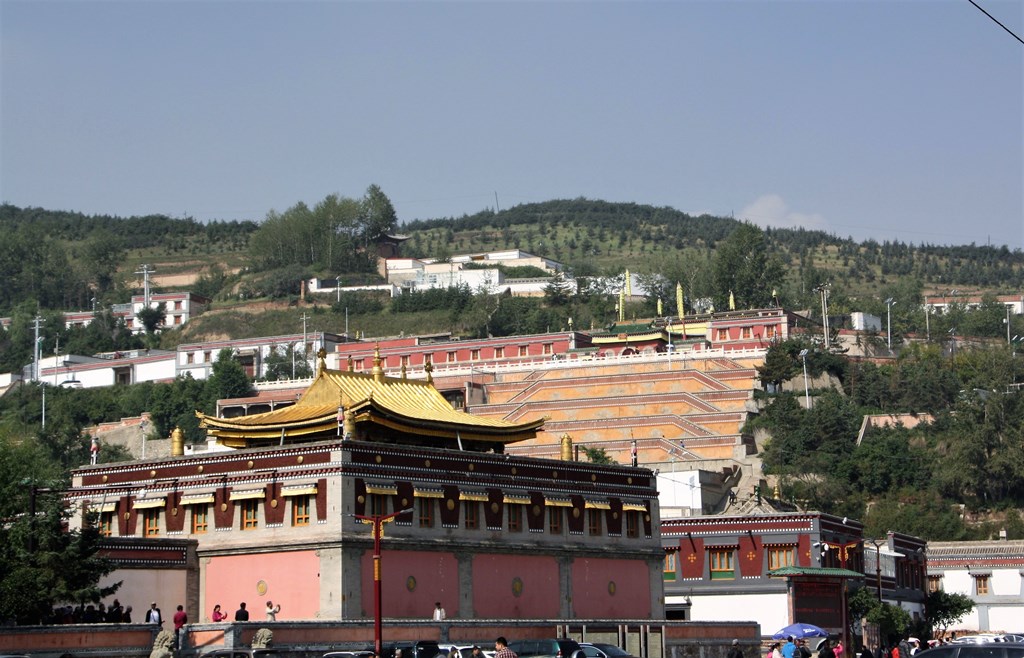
(173, 605, 187, 649)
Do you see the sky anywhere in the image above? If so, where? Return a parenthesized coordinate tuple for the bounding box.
(1, 0, 1022, 248)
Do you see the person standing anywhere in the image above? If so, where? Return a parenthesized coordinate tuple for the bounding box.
(727, 639, 744, 658)
(265, 600, 281, 621)
(145, 602, 162, 625)
(211, 604, 227, 622)
(433, 602, 446, 621)
(782, 637, 797, 658)
(494, 637, 517, 658)
(173, 605, 187, 649)
(234, 602, 249, 621)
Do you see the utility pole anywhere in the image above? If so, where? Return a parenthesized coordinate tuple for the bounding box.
(300, 312, 310, 374)
(135, 264, 155, 308)
(32, 315, 44, 382)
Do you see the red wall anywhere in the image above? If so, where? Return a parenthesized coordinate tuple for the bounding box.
(471, 553, 560, 619)
(364, 550, 460, 619)
(205, 550, 320, 621)
(570, 557, 651, 618)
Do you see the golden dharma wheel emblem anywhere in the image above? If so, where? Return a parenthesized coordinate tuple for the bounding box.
(446, 499, 455, 511)
(221, 503, 228, 512)
(271, 499, 278, 508)
(102, 475, 108, 483)
(172, 508, 178, 517)
(402, 498, 409, 507)
(406, 576, 417, 592)
(552, 471, 558, 479)
(511, 467, 517, 475)
(468, 463, 475, 471)
(424, 459, 430, 468)
(572, 508, 580, 518)
(490, 502, 499, 514)
(197, 465, 204, 473)
(247, 460, 254, 469)
(613, 512, 619, 520)
(627, 477, 633, 485)
(150, 470, 157, 478)
(357, 495, 365, 504)
(608, 581, 617, 595)
(256, 580, 268, 596)
(375, 455, 382, 464)
(533, 505, 541, 517)
(511, 577, 524, 597)
(124, 512, 130, 520)
(591, 474, 597, 481)
(296, 456, 304, 464)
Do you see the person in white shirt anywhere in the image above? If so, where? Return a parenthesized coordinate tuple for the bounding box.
(432, 601, 446, 621)
(265, 600, 281, 621)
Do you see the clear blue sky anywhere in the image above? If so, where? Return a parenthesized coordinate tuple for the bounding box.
(2, 0, 1021, 248)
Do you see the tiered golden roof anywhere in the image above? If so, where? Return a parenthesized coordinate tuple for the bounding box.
(198, 359, 543, 448)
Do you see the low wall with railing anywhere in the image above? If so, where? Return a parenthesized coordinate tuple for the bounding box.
(0, 618, 760, 658)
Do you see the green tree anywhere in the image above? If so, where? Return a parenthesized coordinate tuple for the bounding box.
(260, 345, 313, 381)
(711, 224, 785, 310)
(361, 184, 398, 245)
(205, 348, 253, 402)
(136, 303, 167, 334)
(924, 590, 974, 636)
(581, 445, 614, 464)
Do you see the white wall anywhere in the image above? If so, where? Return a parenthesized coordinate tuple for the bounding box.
(689, 591, 786, 635)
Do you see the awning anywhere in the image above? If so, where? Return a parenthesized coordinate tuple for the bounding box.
(622, 503, 647, 512)
(365, 484, 398, 495)
(133, 498, 166, 509)
(180, 494, 215, 505)
(459, 492, 489, 502)
(413, 488, 444, 499)
(545, 497, 573, 507)
(503, 495, 532, 504)
(282, 485, 317, 497)
(229, 489, 265, 501)
(585, 500, 611, 510)
(96, 502, 117, 513)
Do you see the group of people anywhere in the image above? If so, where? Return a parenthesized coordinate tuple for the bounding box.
(209, 600, 282, 622)
(763, 636, 827, 658)
(47, 600, 133, 624)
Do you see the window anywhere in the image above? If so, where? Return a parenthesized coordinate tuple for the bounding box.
(518, 346, 528, 357)
(186, 352, 195, 364)
(548, 507, 562, 535)
(928, 575, 942, 593)
(587, 509, 602, 536)
(174, 300, 183, 310)
(494, 347, 504, 358)
(173, 315, 183, 325)
(709, 549, 735, 580)
(369, 494, 387, 517)
(355, 359, 364, 371)
(471, 349, 480, 361)
(423, 354, 433, 365)
(188, 505, 208, 533)
(974, 574, 990, 595)
(508, 504, 522, 533)
(292, 496, 310, 526)
(716, 328, 729, 341)
(203, 351, 212, 363)
(543, 343, 553, 355)
(625, 511, 639, 538)
(143, 509, 160, 537)
(768, 546, 796, 570)
(766, 325, 778, 338)
(401, 355, 410, 367)
(447, 351, 457, 363)
(241, 500, 259, 530)
(418, 498, 433, 529)
(99, 512, 114, 537)
(464, 501, 479, 530)
(664, 552, 678, 580)
(741, 327, 752, 338)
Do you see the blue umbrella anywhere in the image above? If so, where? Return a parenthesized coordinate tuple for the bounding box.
(772, 623, 829, 640)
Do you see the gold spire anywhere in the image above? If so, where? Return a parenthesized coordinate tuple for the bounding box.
(371, 342, 384, 383)
(560, 433, 573, 461)
(171, 426, 185, 457)
(317, 347, 327, 374)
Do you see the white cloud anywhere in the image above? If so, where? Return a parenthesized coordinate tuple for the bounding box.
(739, 194, 828, 232)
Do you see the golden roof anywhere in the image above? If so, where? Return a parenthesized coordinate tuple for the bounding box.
(198, 367, 543, 446)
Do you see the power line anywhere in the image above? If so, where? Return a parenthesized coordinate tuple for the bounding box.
(967, 0, 1024, 45)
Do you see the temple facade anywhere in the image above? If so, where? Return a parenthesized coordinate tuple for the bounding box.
(66, 350, 664, 623)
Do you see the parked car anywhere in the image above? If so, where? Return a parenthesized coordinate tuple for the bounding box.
(952, 637, 1009, 645)
(382, 641, 443, 658)
(580, 643, 639, 658)
(440, 644, 496, 658)
(324, 652, 376, 658)
(1001, 638, 1024, 645)
(508, 639, 583, 658)
(916, 643, 1024, 658)
(202, 650, 283, 658)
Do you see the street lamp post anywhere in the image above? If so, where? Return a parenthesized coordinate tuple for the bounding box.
(799, 349, 810, 408)
(885, 298, 895, 351)
(1004, 305, 1012, 344)
(353, 507, 413, 656)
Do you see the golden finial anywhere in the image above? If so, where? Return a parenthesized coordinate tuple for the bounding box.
(773, 483, 781, 499)
(171, 426, 185, 457)
(317, 347, 327, 374)
(372, 342, 384, 382)
(560, 433, 573, 461)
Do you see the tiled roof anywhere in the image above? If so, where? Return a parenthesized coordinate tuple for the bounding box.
(768, 566, 864, 579)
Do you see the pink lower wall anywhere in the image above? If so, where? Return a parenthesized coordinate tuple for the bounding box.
(471, 554, 560, 618)
(205, 550, 320, 621)
(363, 550, 460, 619)
(570, 557, 651, 618)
